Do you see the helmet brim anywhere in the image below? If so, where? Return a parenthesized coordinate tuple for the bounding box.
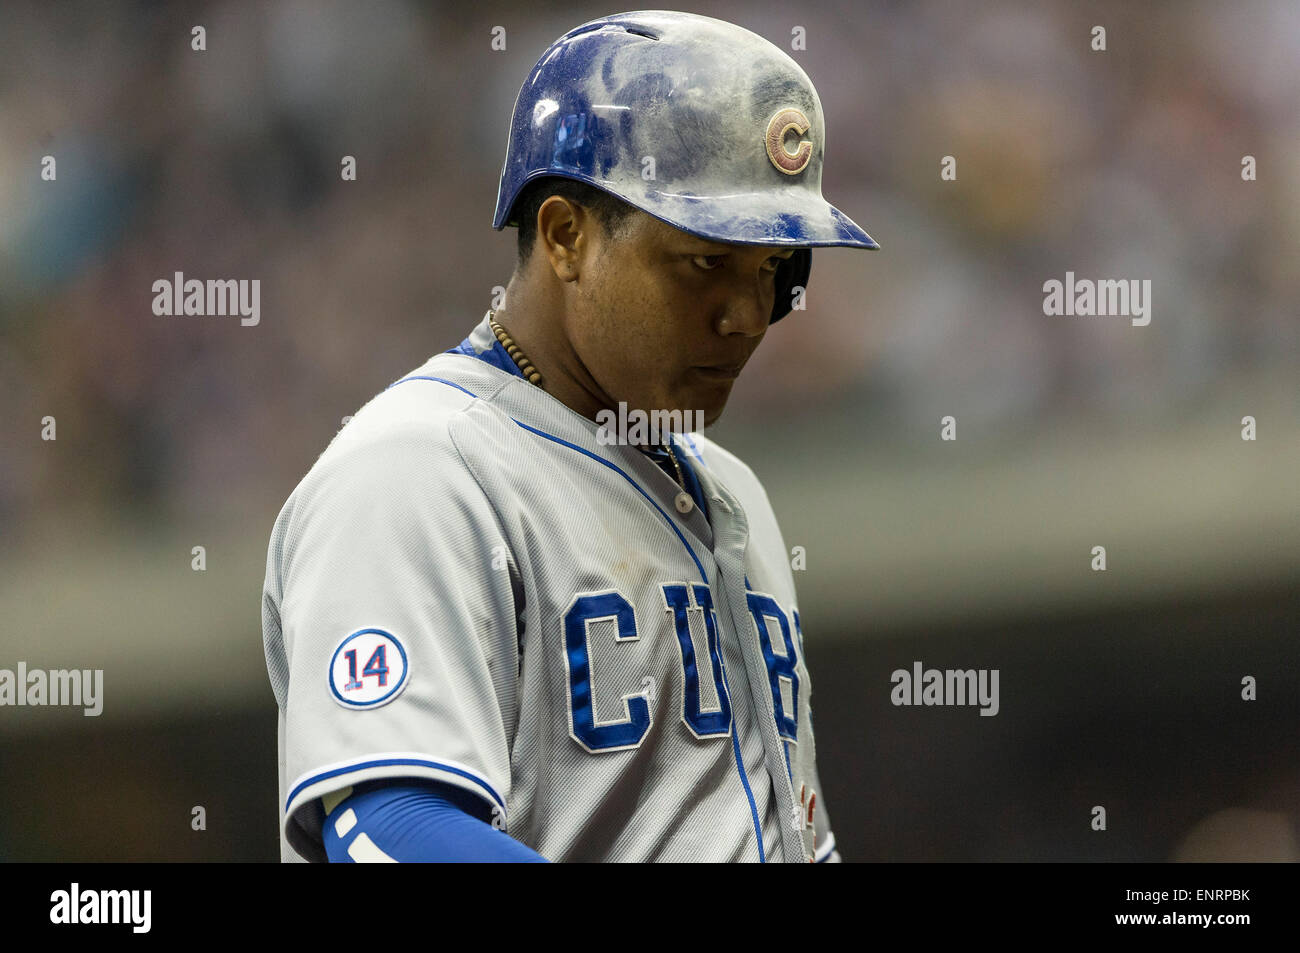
(496, 173, 879, 251)
(627, 186, 879, 250)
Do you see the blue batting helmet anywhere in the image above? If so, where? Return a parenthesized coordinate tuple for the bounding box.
(492, 10, 879, 323)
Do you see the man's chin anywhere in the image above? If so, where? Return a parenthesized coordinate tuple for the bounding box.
(682, 382, 735, 421)
(697, 397, 730, 429)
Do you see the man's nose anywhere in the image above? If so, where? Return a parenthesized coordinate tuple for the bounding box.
(715, 269, 772, 337)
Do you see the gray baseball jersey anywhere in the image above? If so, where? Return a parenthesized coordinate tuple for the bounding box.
(261, 310, 841, 863)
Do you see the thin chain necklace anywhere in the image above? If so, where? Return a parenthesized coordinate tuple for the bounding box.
(488, 310, 696, 514)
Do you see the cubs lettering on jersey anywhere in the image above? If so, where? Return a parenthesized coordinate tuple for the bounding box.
(261, 311, 840, 863)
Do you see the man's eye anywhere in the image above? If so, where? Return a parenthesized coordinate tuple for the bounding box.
(692, 255, 726, 270)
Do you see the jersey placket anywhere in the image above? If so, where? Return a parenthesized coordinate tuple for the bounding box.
(687, 462, 806, 863)
(623, 443, 781, 860)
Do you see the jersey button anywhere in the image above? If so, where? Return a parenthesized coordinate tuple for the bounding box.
(674, 491, 694, 514)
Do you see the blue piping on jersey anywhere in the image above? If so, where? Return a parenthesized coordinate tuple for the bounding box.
(286, 756, 506, 813)
(783, 741, 792, 781)
(388, 375, 480, 399)
(716, 646, 766, 863)
(387, 374, 710, 582)
(512, 420, 710, 583)
(387, 372, 767, 862)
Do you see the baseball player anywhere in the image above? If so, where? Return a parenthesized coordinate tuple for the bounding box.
(261, 10, 877, 863)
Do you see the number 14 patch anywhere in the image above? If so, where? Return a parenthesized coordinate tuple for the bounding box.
(329, 628, 410, 709)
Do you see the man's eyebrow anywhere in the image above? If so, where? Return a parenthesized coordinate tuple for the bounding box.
(676, 236, 729, 249)
(680, 239, 796, 254)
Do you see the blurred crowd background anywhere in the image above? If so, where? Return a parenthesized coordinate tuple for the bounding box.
(1, 0, 1296, 861)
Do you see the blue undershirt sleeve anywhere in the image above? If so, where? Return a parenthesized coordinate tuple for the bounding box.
(322, 779, 548, 863)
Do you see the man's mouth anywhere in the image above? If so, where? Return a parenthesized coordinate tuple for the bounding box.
(692, 363, 744, 379)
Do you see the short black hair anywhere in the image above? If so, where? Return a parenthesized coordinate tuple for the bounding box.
(511, 177, 638, 267)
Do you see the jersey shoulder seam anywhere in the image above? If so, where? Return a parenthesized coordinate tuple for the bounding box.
(445, 409, 522, 562)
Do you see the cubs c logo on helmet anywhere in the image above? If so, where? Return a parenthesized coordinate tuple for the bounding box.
(765, 107, 813, 175)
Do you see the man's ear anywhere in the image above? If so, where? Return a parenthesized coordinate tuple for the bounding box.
(537, 196, 587, 282)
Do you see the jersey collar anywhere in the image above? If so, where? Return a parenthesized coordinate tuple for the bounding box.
(445, 310, 527, 381)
